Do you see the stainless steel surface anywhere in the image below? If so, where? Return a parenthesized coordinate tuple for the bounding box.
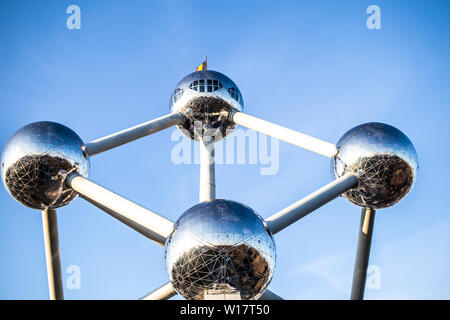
(199, 137, 216, 202)
(266, 172, 358, 234)
(258, 289, 283, 300)
(1, 121, 89, 210)
(230, 110, 337, 158)
(165, 199, 276, 300)
(42, 208, 64, 300)
(351, 207, 376, 300)
(169, 70, 244, 141)
(85, 112, 183, 156)
(331, 122, 418, 209)
(141, 282, 177, 300)
(67, 173, 174, 247)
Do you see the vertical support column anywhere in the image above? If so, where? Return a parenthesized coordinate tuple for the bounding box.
(42, 208, 64, 300)
(350, 207, 376, 300)
(199, 137, 216, 202)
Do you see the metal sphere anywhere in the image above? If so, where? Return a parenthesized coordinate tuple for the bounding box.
(169, 70, 244, 141)
(331, 122, 418, 209)
(1, 121, 89, 210)
(165, 199, 275, 300)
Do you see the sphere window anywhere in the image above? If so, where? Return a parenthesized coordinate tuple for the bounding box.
(206, 80, 223, 92)
(169, 88, 184, 108)
(190, 79, 223, 93)
(227, 87, 240, 102)
(189, 79, 205, 92)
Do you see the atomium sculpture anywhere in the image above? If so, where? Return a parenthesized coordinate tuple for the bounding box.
(1, 66, 418, 301)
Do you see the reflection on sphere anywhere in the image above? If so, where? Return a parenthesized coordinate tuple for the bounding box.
(165, 199, 275, 300)
(331, 122, 418, 209)
(1, 121, 89, 209)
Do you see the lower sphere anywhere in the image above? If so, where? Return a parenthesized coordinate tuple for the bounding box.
(165, 199, 276, 300)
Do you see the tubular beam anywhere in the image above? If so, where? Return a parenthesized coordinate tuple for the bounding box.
(350, 207, 376, 300)
(259, 290, 284, 300)
(85, 112, 184, 156)
(67, 173, 174, 247)
(42, 208, 64, 300)
(141, 282, 177, 300)
(266, 173, 358, 234)
(199, 137, 216, 202)
(230, 111, 337, 158)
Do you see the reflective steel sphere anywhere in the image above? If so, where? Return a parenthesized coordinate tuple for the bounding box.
(165, 199, 275, 300)
(169, 70, 244, 141)
(331, 122, 418, 209)
(1, 121, 89, 210)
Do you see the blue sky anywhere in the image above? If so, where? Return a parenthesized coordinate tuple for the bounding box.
(0, 0, 449, 299)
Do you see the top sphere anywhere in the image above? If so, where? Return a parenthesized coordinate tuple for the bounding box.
(1, 121, 89, 210)
(169, 70, 244, 141)
(165, 199, 275, 300)
(331, 122, 418, 209)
